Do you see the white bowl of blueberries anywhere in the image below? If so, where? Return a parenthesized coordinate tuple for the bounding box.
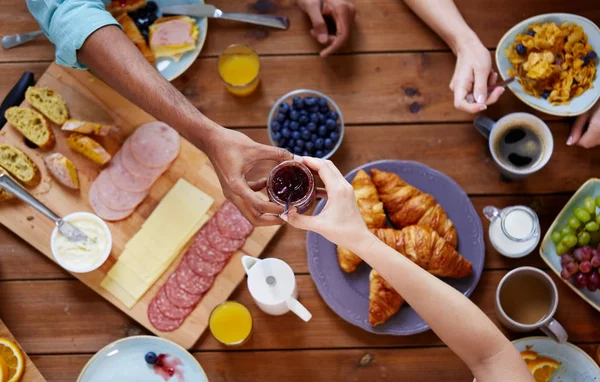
(268, 89, 344, 159)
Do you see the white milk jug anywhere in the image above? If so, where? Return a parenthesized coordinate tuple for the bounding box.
(241, 256, 312, 322)
(484, 205, 540, 258)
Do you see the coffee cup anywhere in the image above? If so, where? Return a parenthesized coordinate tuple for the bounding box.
(474, 112, 553, 180)
(495, 266, 567, 343)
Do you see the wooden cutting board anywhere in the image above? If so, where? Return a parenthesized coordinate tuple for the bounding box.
(0, 63, 280, 349)
(0, 318, 46, 382)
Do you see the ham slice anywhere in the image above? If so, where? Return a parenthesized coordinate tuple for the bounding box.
(150, 19, 194, 47)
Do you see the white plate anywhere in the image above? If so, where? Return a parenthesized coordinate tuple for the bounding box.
(496, 13, 600, 116)
(78, 336, 208, 382)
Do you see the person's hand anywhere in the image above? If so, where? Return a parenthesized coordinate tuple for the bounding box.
(280, 157, 369, 249)
(297, 0, 356, 57)
(569, 100, 600, 148)
(451, 35, 505, 113)
(204, 128, 293, 226)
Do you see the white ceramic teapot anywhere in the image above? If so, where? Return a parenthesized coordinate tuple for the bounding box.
(241, 256, 312, 322)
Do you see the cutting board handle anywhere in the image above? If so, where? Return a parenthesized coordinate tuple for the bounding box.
(0, 72, 35, 128)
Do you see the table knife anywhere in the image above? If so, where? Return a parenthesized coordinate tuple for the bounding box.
(162, 4, 290, 30)
(1, 30, 44, 49)
(0, 174, 89, 243)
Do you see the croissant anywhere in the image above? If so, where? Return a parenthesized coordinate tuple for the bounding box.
(368, 225, 472, 325)
(337, 170, 387, 273)
(370, 169, 458, 248)
(116, 13, 155, 66)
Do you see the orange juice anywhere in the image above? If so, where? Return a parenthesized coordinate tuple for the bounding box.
(217, 45, 260, 96)
(209, 301, 253, 345)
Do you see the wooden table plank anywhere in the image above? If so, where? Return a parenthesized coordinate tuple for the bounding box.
(1, 270, 597, 354)
(2, 0, 600, 61)
(0, 318, 46, 382)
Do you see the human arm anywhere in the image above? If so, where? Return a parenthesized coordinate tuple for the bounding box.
(403, 0, 505, 113)
(282, 157, 533, 382)
(297, 0, 356, 57)
(568, 101, 600, 148)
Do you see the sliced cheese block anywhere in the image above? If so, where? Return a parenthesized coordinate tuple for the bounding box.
(107, 261, 149, 299)
(100, 275, 137, 309)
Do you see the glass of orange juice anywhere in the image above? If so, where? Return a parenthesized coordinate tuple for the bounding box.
(217, 44, 260, 96)
(209, 301, 253, 346)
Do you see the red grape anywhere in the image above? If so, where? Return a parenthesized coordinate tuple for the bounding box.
(574, 272, 588, 288)
(573, 248, 585, 262)
(580, 261, 593, 273)
(561, 268, 571, 280)
(592, 254, 600, 268)
(587, 272, 600, 292)
(565, 262, 579, 277)
(561, 253, 575, 266)
(582, 247, 593, 262)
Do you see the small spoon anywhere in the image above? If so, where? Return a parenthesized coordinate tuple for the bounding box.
(282, 180, 303, 216)
(465, 76, 516, 104)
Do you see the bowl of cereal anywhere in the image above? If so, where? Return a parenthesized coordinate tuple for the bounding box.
(497, 13, 600, 116)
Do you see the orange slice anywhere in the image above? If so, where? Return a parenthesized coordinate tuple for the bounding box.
(521, 350, 538, 361)
(0, 357, 8, 382)
(0, 338, 24, 382)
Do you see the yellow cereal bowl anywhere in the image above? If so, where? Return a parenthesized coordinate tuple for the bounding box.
(496, 13, 600, 116)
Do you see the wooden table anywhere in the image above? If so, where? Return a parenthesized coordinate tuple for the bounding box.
(1, 0, 599, 380)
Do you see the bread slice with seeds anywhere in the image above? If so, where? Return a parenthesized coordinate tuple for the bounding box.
(0, 144, 41, 187)
(25, 86, 69, 125)
(4, 106, 55, 149)
(67, 133, 112, 165)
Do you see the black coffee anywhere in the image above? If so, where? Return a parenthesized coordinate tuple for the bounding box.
(495, 125, 543, 169)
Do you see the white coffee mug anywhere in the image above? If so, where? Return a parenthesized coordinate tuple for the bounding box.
(495, 266, 568, 343)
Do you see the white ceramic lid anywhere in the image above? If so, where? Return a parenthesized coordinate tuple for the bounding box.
(246, 258, 295, 305)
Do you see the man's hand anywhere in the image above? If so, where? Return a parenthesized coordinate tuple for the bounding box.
(204, 128, 293, 226)
(297, 0, 356, 57)
(569, 101, 600, 148)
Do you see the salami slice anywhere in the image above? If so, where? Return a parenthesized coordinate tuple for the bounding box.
(184, 252, 226, 277)
(108, 151, 156, 193)
(192, 229, 234, 263)
(148, 299, 184, 332)
(121, 139, 168, 179)
(154, 286, 193, 320)
(205, 220, 245, 253)
(130, 122, 180, 168)
(88, 180, 134, 221)
(175, 260, 214, 295)
(216, 201, 254, 240)
(94, 171, 148, 211)
(164, 274, 202, 308)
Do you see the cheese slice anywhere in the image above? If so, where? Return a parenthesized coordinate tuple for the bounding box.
(107, 261, 150, 299)
(100, 275, 137, 309)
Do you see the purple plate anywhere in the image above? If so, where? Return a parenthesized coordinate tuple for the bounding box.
(306, 160, 485, 335)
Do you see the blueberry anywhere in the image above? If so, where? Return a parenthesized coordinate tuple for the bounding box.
(145, 352, 157, 364)
(301, 130, 311, 140)
(315, 150, 324, 158)
(310, 105, 320, 113)
(325, 119, 337, 130)
(146, 1, 158, 12)
(299, 115, 309, 126)
(516, 43, 527, 56)
(278, 138, 288, 147)
(324, 138, 333, 149)
(587, 50, 598, 60)
(272, 132, 282, 142)
(526, 29, 535, 36)
(309, 113, 319, 123)
(541, 90, 550, 99)
(270, 121, 281, 132)
(307, 122, 317, 132)
(290, 110, 299, 121)
(305, 141, 314, 152)
(318, 125, 328, 137)
(290, 121, 300, 131)
(315, 138, 325, 150)
(299, 109, 308, 116)
(295, 139, 305, 148)
(293, 96, 304, 109)
(304, 97, 316, 107)
(330, 131, 340, 142)
(302, 150, 310, 156)
(276, 113, 286, 123)
(279, 102, 290, 114)
(281, 128, 291, 138)
(327, 111, 339, 121)
(293, 146, 303, 154)
(318, 97, 328, 107)
(320, 106, 330, 113)
(317, 113, 327, 124)
(292, 131, 301, 140)
(311, 133, 318, 141)
(282, 120, 290, 130)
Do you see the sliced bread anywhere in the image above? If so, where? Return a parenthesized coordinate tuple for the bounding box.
(25, 86, 69, 125)
(62, 119, 112, 136)
(0, 145, 41, 187)
(67, 133, 112, 165)
(0, 167, 14, 201)
(44, 153, 80, 190)
(4, 106, 55, 149)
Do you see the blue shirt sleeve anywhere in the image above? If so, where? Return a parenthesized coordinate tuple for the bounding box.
(26, 0, 121, 69)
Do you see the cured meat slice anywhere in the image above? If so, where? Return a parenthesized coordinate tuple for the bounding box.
(121, 139, 168, 179)
(89, 180, 134, 221)
(94, 171, 148, 211)
(164, 273, 202, 308)
(154, 286, 193, 319)
(216, 200, 254, 240)
(130, 121, 180, 168)
(108, 150, 155, 193)
(205, 219, 245, 253)
(148, 298, 184, 332)
(184, 252, 226, 277)
(191, 229, 234, 263)
(175, 260, 214, 295)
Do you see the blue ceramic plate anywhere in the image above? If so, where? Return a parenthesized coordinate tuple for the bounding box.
(77, 336, 208, 382)
(306, 160, 485, 335)
(496, 13, 600, 117)
(540, 178, 600, 312)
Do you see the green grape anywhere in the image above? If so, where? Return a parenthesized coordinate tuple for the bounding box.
(556, 243, 568, 255)
(578, 231, 591, 246)
(574, 207, 591, 223)
(560, 225, 574, 237)
(568, 216, 581, 230)
(561, 234, 578, 248)
(596, 213, 600, 225)
(596, 195, 600, 208)
(585, 221, 599, 232)
(551, 231, 562, 244)
(583, 197, 596, 214)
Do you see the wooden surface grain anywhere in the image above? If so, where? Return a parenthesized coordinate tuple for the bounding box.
(0, 0, 599, 380)
(0, 319, 46, 382)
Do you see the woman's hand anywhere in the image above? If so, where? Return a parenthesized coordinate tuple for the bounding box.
(280, 157, 369, 249)
(568, 101, 600, 148)
(451, 36, 505, 113)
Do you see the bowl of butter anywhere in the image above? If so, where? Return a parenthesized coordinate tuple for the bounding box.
(51, 212, 112, 273)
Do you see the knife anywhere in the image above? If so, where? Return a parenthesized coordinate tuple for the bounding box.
(162, 3, 290, 30)
(0, 174, 90, 244)
(0, 72, 35, 128)
(1, 30, 44, 49)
